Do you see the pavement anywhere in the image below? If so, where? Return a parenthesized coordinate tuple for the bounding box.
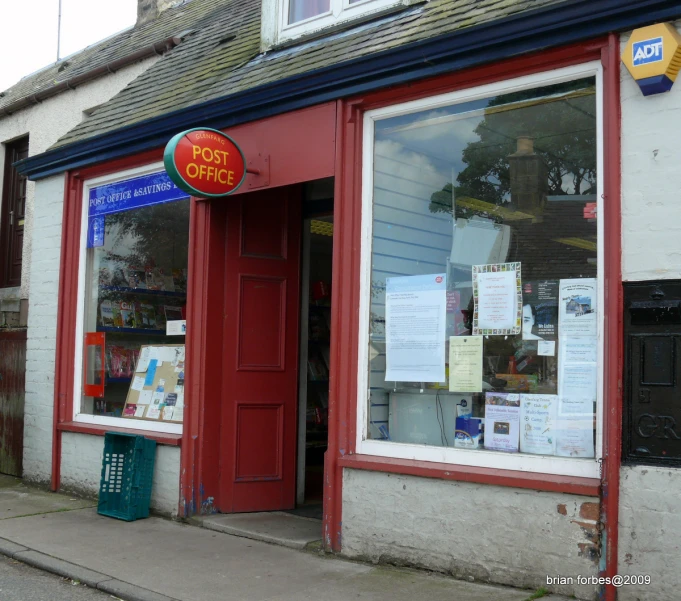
(0, 475, 572, 601)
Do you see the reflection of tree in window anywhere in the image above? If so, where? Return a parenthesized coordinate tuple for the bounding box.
(429, 79, 596, 213)
(104, 201, 190, 276)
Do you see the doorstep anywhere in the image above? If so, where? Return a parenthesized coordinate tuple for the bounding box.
(190, 511, 323, 550)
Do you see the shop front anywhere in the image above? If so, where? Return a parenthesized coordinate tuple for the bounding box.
(38, 34, 623, 600)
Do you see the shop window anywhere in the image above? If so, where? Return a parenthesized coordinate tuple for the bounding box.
(263, 0, 410, 47)
(358, 64, 603, 478)
(75, 166, 190, 433)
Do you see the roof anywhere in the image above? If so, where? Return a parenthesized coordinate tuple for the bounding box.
(18, 0, 681, 178)
(0, 0, 234, 115)
(53, 0, 561, 149)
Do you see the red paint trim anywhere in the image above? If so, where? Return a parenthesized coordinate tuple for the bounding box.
(326, 39, 614, 554)
(57, 421, 182, 446)
(339, 455, 601, 497)
(601, 33, 623, 601)
(324, 98, 363, 551)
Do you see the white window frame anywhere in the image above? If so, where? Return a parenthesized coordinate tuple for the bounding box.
(356, 62, 605, 479)
(73, 161, 185, 435)
(261, 0, 410, 48)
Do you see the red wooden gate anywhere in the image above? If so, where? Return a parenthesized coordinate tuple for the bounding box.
(0, 329, 26, 476)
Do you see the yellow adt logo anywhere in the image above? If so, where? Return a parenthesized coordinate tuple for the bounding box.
(622, 23, 681, 96)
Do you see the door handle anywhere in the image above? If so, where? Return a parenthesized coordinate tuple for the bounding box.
(9, 211, 13, 226)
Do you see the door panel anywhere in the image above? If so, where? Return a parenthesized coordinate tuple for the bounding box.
(0, 331, 26, 476)
(220, 187, 301, 512)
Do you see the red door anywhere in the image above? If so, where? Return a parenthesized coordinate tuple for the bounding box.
(219, 187, 301, 512)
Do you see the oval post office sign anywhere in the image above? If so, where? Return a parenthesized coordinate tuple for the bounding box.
(163, 128, 247, 197)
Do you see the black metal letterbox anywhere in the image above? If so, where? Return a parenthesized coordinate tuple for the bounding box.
(623, 280, 681, 465)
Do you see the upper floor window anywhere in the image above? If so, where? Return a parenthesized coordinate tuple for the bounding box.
(262, 0, 411, 48)
(0, 136, 29, 289)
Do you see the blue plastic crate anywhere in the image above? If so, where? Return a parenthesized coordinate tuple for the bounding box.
(98, 432, 156, 521)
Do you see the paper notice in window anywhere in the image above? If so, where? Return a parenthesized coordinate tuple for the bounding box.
(136, 347, 150, 372)
(537, 341, 556, 356)
(484, 393, 520, 452)
(137, 390, 153, 405)
(166, 320, 186, 336)
(472, 263, 522, 335)
(559, 278, 597, 337)
(519, 394, 557, 455)
(134, 405, 146, 418)
(131, 376, 145, 391)
(449, 336, 483, 392)
(384, 274, 446, 383)
(556, 415, 595, 458)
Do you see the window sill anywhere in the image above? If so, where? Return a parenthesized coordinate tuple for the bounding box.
(338, 454, 601, 496)
(57, 421, 182, 446)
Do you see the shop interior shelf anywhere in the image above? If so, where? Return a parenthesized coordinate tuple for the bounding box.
(97, 326, 168, 335)
(100, 285, 186, 298)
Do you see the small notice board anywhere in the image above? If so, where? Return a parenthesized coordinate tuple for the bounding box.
(122, 344, 185, 423)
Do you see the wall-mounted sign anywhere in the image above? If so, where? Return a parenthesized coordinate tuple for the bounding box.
(622, 23, 681, 96)
(163, 128, 247, 197)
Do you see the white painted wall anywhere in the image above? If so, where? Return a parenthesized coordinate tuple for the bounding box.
(60, 432, 181, 516)
(0, 57, 157, 303)
(341, 469, 600, 600)
(22, 174, 64, 483)
(621, 22, 681, 282)
(618, 24, 681, 600)
(618, 466, 681, 601)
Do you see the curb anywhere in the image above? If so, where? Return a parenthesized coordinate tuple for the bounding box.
(0, 536, 179, 601)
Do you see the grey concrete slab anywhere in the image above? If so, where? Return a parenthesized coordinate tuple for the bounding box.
(0, 474, 95, 519)
(197, 511, 322, 549)
(12, 550, 112, 588)
(0, 506, 575, 601)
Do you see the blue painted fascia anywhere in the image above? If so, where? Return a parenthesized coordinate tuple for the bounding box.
(17, 0, 681, 179)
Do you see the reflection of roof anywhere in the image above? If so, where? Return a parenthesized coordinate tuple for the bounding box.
(553, 237, 597, 251)
(0, 0, 232, 115)
(456, 196, 535, 222)
(51, 0, 564, 149)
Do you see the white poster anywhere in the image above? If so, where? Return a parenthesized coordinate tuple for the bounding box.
(556, 416, 595, 458)
(559, 363, 597, 412)
(562, 336, 598, 363)
(520, 394, 557, 455)
(559, 278, 597, 337)
(537, 341, 556, 357)
(449, 336, 483, 392)
(484, 393, 520, 452)
(473, 263, 522, 335)
(385, 273, 447, 382)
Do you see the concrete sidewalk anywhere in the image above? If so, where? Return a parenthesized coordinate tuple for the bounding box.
(0, 476, 570, 601)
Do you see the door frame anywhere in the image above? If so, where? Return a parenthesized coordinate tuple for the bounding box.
(180, 102, 338, 516)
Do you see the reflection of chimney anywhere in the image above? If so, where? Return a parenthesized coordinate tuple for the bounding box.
(508, 136, 548, 213)
(137, 0, 180, 25)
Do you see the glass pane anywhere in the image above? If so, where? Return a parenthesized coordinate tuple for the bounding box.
(288, 0, 330, 24)
(367, 78, 598, 459)
(81, 196, 189, 422)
